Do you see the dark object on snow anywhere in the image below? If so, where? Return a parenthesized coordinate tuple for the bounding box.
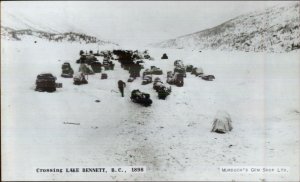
(129, 63, 142, 78)
(113, 50, 145, 74)
(174, 60, 186, 77)
(144, 54, 151, 59)
(101, 73, 108, 79)
(153, 77, 162, 85)
(76, 54, 99, 65)
(174, 65, 186, 77)
(143, 69, 152, 77)
(127, 77, 135, 82)
(91, 62, 102, 73)
(211, 111, 233, 134)
(136, 60, 144, 64)
(61, 62, 74, 78)
(150, 66, 163, 75)
(201, 74, 215, 81)
(73, 73, 88, 85)
(80, 50, 84, 56)
(118, 80, 126, 97)
(135, 60, 145, 69)
(153, 77, 162, 89)
(157, 86, 171, 100)
(167, 71, 184, 87)
(95, 100, 101, 103)
(35, 73, 58, 92)
(153, 78, 171, 100)
(174, 60, 184, 67)
(143, 50, 152, 59)
(161, 53, 168, 59)
(56, 83, 63, 88)
(186, 65, 193, 72)
(142, 75, 152, 85)
(143, 66, 163, 76)
(132, 50, 144, 60)
(103, 58, 115, 70)
(191, 67, 204, 76)
(130, 89, 152, 106)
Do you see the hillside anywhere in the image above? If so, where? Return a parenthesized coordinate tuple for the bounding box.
(153, 2, 300, 52)
(1, 12, 118, 46)
(1, 26, 118, 46)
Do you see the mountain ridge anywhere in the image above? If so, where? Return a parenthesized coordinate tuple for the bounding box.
(1, 12, 119, 46)
(152, 2, 300, 52)
(1, 26, 119, 46)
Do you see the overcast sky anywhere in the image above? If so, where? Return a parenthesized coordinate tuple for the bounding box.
(2, 1, 292, 46)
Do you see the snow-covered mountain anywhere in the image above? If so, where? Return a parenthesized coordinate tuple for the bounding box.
(153, 2, 300, 52)
(1, 12, 118, 46)
(1, 26, 118, 46)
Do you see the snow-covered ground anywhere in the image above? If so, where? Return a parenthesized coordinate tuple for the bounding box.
(1, 39, 299, 181)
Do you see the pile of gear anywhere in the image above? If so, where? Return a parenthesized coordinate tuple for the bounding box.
(153, 77, 171, 100)
(73, 72, 88, 85)
(129, 62, 142, 78)
(185, 65, 193, 72)
(103, 57, 115, 70)
(90, 61, 102, 73)
(99, 50, 114, 60)
(190, 67, 215, 81)
(61, 62, 74, 78)
(76, 50, 103, 73)
(143, 50, 153, 60)
(143, 66, 163, 76)
(130, 89, 152, 106)
(101, 73, 108, 79)
(35, 73, 61, 92)
(167, 71, 184, 87)
(141, 73, 152, 85)
(173, 60, 186, 77)
(191, 67, 204, 76)
(76, 50, 99, 64)
(112, 50, 143, 82)
(201, 74, 215, 81)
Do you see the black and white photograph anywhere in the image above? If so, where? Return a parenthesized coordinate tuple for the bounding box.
(1, 1, 299, 181)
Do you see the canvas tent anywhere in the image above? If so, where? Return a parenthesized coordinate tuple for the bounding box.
(211, 111, 233, 133)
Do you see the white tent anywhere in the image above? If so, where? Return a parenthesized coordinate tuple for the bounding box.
(211, 111, 233, 133)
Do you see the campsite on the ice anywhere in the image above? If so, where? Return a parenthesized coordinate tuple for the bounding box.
(1, 1, 299, 181)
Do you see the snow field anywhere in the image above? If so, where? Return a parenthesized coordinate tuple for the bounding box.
(1, 40, 299, 181)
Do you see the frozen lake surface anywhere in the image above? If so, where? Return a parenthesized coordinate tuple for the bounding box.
(2, 39, 299, 181)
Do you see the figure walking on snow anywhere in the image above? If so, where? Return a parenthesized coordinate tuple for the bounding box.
(118, 80, 126, 97)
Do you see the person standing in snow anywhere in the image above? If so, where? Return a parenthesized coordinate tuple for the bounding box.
(118, 80, 126, 97)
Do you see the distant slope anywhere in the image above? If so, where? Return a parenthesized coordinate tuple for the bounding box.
(1, 26, 119, 46)
(153, 2, 300, 52)
(1, 12, 62, 34)
(1, 12, 119, 46)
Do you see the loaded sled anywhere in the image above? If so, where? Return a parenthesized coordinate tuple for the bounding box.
(61, 62, 74, 78)
(130, 89, 152, 107)
(35, 73, 59, 92)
